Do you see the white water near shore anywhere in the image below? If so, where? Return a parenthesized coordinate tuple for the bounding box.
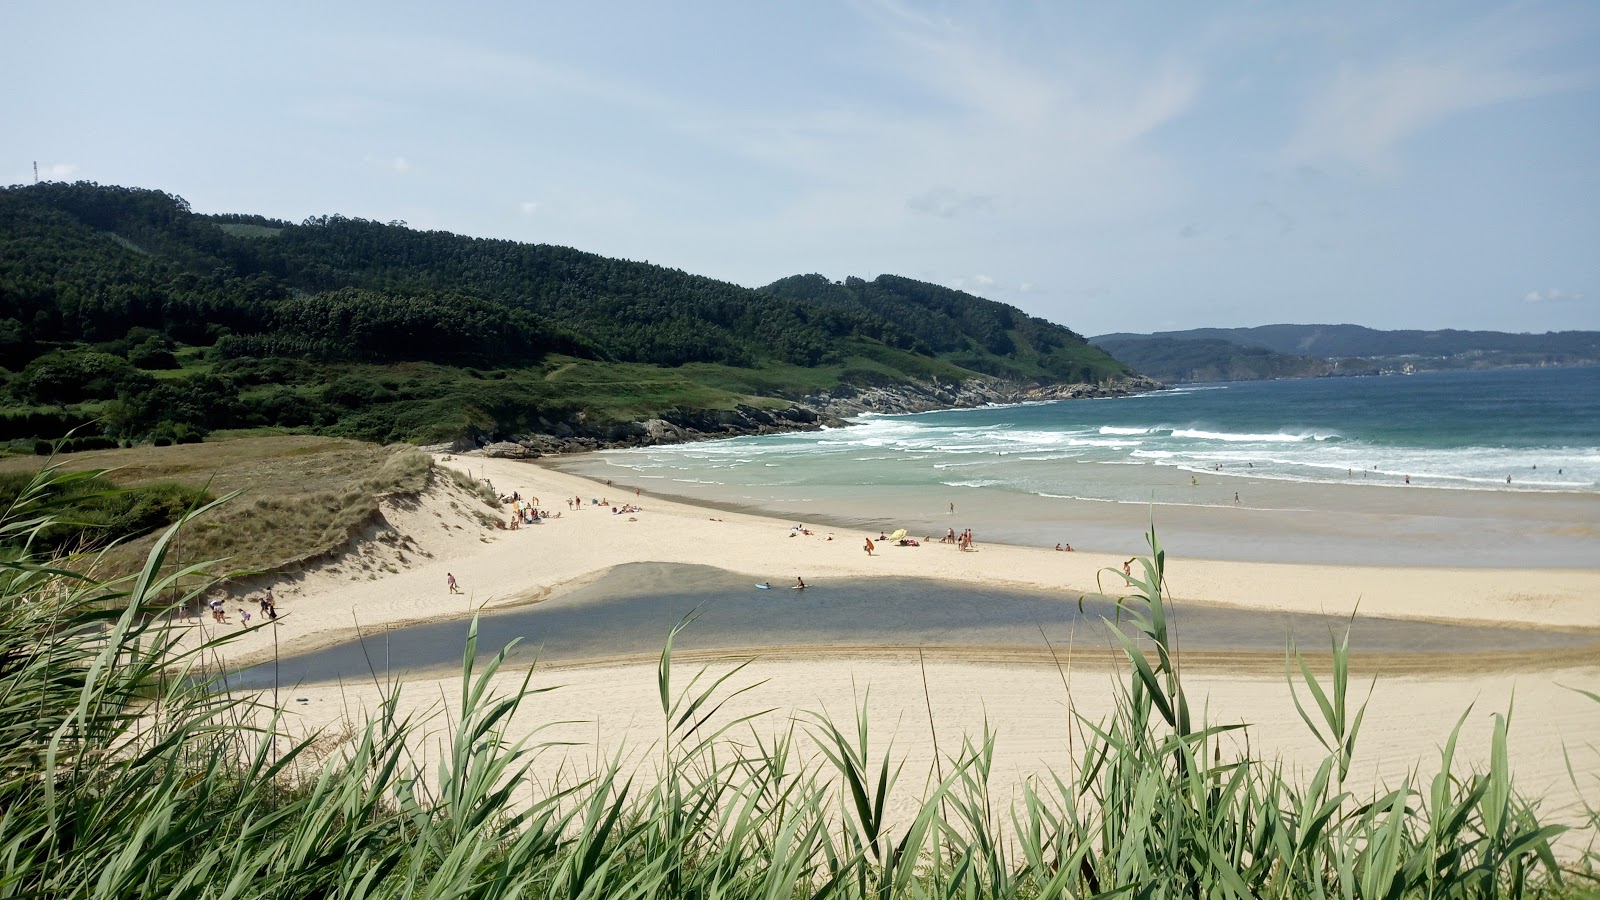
(553, 369, 1600, 567)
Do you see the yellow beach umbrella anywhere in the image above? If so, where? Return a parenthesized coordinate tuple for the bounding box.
(887, 528, 907, 542)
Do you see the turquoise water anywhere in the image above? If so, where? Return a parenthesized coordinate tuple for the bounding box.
(586, 367, 1599, 502)
(553, 367, 1599, 567)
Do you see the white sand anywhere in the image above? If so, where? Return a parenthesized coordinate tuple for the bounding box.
(196, 454, 1600, 668)
(189, 453, 1599, 840)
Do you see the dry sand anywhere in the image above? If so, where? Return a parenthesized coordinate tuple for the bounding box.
(192, 453, 1600, 840)
(197, 454, 1600, 668)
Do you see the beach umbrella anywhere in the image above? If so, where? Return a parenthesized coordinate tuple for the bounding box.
(888, 528, 907, 542)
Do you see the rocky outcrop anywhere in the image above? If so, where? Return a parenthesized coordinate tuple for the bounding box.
(456, 376, 1163, 457)
(805, 376, 1162, 417)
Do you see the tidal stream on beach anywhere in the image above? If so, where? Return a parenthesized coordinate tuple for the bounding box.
(232, 563, 1598, 688)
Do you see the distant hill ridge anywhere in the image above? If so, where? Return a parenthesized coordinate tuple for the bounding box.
(1091, 325, 1599, 384)
(1094, 324, 1600, 359)
(0, 181, 1135, 448)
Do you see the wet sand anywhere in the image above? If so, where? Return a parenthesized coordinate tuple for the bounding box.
(550, 453, 1600, 568)
(233, 562, 1600, 688)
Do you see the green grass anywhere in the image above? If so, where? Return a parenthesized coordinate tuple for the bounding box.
(7, 329, 1119, 449)
(0, 437, 459, 580)
(1, 469, 1594, 897)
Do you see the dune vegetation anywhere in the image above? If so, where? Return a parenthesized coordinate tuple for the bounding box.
(2, 465, 1596, 898)
(0, 437, 473, 584)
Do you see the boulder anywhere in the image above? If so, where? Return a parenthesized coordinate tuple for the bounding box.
(481, 441, 537, 459)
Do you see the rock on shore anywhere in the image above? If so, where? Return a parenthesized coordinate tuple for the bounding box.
(437, 376, 1163, 458)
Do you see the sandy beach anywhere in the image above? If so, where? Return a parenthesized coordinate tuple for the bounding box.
(199, 453, 1600, 669)
(191, 452, 1600, 840)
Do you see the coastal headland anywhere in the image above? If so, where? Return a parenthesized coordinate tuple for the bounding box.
(197, 451, 1600, 835)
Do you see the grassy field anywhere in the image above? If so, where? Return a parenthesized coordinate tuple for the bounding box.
(0, 436, 455, 579)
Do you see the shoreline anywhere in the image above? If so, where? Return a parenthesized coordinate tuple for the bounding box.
(196, 452, 1600, 675)
(207, 451, 1600, 840)
(548, 446, 1600, 570)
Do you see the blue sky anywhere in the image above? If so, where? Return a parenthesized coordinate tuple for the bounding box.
(4, 1, 1597, 336)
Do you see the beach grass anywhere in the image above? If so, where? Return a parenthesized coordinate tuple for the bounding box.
(0, 437, 442, 580)
(1, 465, 1595, 897)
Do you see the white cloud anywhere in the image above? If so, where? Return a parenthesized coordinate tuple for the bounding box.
(682, 2, 1199, 239)
(37, 162, 78, 181)
(519, 201, 540, 216)
(1287, 12, 1593, 165)
(1523, 288, 1584, 304)
(907, 187, 991, 218)
(361, 155, 414, 175)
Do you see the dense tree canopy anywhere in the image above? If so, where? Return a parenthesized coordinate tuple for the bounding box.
(0, 181, 1133, 444)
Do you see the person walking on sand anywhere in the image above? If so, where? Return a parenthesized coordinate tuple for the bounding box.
(447, 572, 461, 594)
(864, 538, 875, 556)
(1123, 558, 1134, 577)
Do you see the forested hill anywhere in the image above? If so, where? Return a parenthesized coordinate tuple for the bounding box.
(0, 182, 1133, 448)
(1094, 324, 1600, 362)
(1092, 324, 1600, 384)
(1090, 337, 1336, 384)
(765, 274, 1113, 383)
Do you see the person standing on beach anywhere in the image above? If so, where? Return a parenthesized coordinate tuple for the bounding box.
(447, 572, 461, 594)
(864, 538, 875, 556)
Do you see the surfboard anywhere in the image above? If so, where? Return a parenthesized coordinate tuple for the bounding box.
(755, 583, 771, 590)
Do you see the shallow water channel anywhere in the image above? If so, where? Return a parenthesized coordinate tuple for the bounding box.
(230, 563, 1595, 689)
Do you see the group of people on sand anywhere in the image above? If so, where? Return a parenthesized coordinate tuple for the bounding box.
(1054, 542, 1074, 552)
(937, 527, 975, 551)
(507, 493, 557, 528)
(199, 587, 277, 626)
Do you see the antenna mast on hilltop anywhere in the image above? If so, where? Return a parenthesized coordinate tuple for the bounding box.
(34, 161, 39, 184)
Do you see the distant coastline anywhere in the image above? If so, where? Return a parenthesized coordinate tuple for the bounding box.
(1093, 324, 1600, 384)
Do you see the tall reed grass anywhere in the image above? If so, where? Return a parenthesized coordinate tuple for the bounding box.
(1, 464, 1594, 897)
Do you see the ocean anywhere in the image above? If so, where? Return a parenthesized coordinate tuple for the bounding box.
(554, 367, 1600, 567)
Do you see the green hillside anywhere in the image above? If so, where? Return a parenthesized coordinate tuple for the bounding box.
(766, 274, 1130, 384)
(1090, 337, 1353, 383)
(0, 182, 1137, 448)
(1094, 324, 1600, 369)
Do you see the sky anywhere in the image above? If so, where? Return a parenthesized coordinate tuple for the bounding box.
(4, 1, 1598, 336)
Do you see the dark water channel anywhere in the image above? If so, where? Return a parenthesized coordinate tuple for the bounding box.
(231, 563, 1595, 689)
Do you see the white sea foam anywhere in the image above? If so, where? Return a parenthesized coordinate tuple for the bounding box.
(1171, 428, 1333, 443)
